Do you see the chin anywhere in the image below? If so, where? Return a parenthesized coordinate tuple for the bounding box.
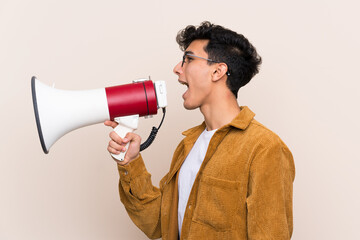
(183, 102, 198, 110)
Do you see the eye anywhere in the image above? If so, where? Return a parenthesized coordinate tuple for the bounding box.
(185, 56, 193, 63)
(181, 54, 194, 67)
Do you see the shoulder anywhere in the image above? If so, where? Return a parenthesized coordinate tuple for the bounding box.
(246, 119, 295, 174)
(240, 118, 293, 166)
(246, 118, 288, 148)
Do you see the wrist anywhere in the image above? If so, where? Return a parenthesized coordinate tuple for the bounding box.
(115, 153, 140, 166)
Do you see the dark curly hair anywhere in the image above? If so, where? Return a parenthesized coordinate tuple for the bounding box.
(176, 21, 262, 98)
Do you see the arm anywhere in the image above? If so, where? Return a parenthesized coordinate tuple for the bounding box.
(105, 120, 162, 239)
(247, 139, 295, 240)
(117, 155, 162, 239)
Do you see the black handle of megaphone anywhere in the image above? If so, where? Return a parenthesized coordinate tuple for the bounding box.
(140, 107, 166, 152)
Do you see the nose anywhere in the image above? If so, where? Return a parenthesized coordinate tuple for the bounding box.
(173, 61, 183, 76)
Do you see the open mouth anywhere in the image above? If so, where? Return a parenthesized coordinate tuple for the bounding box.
(178, 79, 189, 100)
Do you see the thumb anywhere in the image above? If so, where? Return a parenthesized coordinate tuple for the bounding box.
(124, 132, 141, 143)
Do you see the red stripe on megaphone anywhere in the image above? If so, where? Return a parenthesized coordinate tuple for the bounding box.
(105, 81, 158, 120)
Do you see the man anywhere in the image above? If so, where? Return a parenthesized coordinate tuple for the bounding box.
(105, 21, 295, 240)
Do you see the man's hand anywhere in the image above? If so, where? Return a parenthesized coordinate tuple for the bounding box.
(104, 120, 141, 166)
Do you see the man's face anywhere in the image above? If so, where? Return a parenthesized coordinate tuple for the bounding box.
(173, 39, 216, 110)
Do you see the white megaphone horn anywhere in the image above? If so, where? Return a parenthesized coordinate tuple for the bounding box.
(31, 76, 167, 161)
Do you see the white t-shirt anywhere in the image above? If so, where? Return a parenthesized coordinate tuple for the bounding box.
(177, 128, 217, 235)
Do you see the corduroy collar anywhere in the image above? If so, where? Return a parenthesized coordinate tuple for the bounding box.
(182, 106, 255, 137)
(228, 106, 255, 130)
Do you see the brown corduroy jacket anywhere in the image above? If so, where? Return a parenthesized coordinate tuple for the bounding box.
(117, 106, 295, 240)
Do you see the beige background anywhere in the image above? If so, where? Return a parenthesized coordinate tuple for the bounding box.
(1, 0, 359, 239)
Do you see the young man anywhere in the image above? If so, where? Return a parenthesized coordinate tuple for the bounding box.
(105, 21, 295, 240)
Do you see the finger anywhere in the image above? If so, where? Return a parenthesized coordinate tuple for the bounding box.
(109, 140, 126, 152)
(109, 131, 126, 144)
(107, 145, 121, 155)
(108, 145, 129, 165)
(104, 120, 118, 128)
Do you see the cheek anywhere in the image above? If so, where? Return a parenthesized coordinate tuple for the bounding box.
(185, 64, 211, 86)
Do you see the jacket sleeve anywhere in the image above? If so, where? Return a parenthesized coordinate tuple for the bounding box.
(117, 154, 163, 239)
(246, 139, 295, 240)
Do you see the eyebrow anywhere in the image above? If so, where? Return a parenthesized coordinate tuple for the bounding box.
(184, 50, 194, 55)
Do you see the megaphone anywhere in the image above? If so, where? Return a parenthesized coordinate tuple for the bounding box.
(31, 76, 167, 161)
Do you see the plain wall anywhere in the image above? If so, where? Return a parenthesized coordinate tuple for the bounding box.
(1, 0, 359, 239)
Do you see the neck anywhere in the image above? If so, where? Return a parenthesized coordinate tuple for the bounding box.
(200, 89, 240, 131)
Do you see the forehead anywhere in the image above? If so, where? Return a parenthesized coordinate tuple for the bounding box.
(185, 39, 209, 55)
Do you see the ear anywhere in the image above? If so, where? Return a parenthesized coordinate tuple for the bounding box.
(211, 63, 228, 82)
